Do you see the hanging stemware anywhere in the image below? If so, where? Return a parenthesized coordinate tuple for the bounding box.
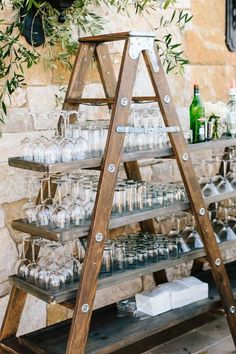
(22, 176, 37, 223)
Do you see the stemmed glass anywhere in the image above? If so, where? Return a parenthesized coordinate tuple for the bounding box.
(22, 176, 37, 223)
(217, 207, 236, 242)
(60, 111, 74, 163)
(15, 236, 31, 278)
(45, 242, 66, 291)
(52, 178, 70, 229)
(215, 158, 234, 193)
(201, 160, 219, 197)
(35, 177, 53, 227)
(69, 176, 86, 226)
(25, 238, 39, 282)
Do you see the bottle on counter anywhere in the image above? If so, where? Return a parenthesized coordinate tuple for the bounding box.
(189, 84, 205, 143)
(226, 85, 236, 137)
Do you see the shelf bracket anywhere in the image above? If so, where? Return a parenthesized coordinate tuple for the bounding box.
(116, 126, 180, 134)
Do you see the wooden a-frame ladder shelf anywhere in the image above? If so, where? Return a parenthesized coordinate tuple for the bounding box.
(1, 31, 236, 354)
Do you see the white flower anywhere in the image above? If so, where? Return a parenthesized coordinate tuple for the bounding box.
(204, 101, 227, 121)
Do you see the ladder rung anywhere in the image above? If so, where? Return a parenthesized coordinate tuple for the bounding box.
(66, 96, 158, 105)
(79, 32, 130, 43)
(79, 31, 156, 43)
(60, 300, 75, 310)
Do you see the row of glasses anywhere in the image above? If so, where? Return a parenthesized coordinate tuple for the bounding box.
(21, 110, 92, 164)
(16, 237, 83, 291)
(22, 174, 188, 228)
(124, 110, 169, 152)
(197, 155, 236, 197)
(99, 231, 191, 277)
(21, 108, 174, 165)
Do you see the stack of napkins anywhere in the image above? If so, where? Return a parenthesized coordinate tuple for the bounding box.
(135, 276, 208, 316)
(135, 286, 171, 316)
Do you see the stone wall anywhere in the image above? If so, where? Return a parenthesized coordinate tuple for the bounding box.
(0, 0, 235, 333)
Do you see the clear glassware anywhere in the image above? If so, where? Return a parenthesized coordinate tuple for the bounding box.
(22, 176, 37, 223)
(25, 238, 38, 282)
(186, 229, 204, 249)
(217, 207, 236, 242)
(35, 177, 53, 227)
(216, 159, 234, 193)
(60, 111, 74, 163)
(201, 160, 219, 197)
(21, 136, 34, 161)
(15, 236, 31, 278)
(52, 178, 70, 229)
(100, 243, 113, 275)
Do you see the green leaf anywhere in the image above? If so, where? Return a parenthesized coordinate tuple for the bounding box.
(164, 0, 171, 9)
(1, 101, 6, 115)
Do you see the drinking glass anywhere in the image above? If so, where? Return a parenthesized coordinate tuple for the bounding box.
(52, 178, 70, 229)
(15, 236, 31, 278)
(35, 177, 53, 226)
(22, 176, 37, 223)
(201, 160, 219, 197)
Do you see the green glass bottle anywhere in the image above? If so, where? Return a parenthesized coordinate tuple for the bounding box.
(189, 84, 205, 143)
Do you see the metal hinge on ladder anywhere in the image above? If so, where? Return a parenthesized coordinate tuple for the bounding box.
(128, 31, 159, 73)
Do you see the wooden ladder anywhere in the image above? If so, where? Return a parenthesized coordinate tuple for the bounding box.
(1, 31, 236, 354)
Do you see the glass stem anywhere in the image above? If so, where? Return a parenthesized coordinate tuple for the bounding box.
(48, 178, 52, 200)
(40, 181, 44, 204)
(32, 240, 35, 264)
(58, 183, 62, 205)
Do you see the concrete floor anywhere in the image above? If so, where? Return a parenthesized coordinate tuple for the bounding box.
(144, 311, 236, 354)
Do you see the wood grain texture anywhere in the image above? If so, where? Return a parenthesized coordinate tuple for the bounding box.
(79, 32, 131, 43)
(66, 38, 141, 354)
(143, 47, 236, 345)
(0, 286, 27, 341)
(4, 261, 236, 354)
(8, 239, 236, 306)
(0, 213, 40, 342)
(59, 42, 96, 130)
(8, 137, 236, 174)
(66, 96, 158, 105)
(12, 187, 236, 242)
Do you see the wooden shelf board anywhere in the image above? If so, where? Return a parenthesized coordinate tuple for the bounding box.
(11, 202, 190, 242)
(11, 183, 236, 243)
(4, 261, 236, 354)
(8, 137, 236, 173)
(8, 239, 236, 305)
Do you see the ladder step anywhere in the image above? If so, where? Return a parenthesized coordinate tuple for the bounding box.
(79, 31, 130, 43)
(79, 31, 156, 43)
(5, 262, 236, 354)
(65, 96, 158, 105)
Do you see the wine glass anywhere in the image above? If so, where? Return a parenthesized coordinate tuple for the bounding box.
(16, 236, 31, 278)
(52, 178, 70, 229)
(217, 207, 236, 242)
(22, 176, 37, 223)
(201, 160, 219, 197)
(215, 158, 234, 193)
(35, 177, 53, 227)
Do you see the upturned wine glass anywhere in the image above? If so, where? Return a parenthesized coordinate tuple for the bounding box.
(22, 176, 37, 223)
(52, 178, 70, 229)
(35, 177, 53, 226)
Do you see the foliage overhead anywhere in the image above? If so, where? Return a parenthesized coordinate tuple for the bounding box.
(0, 0, 192, 122)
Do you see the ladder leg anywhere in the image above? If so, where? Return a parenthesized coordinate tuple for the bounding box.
(0, 287, 27, 341)
(96, 45, 157, 234)
(96, 44, 164, 288)
(143, 48, 236, 345)
(0, 241, 38, 341)
(58, 42, 96, 130)
(66, 38, 141, 354)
